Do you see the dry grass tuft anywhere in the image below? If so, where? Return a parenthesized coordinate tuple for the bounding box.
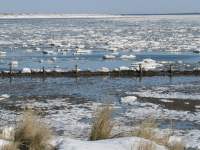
(168, 142, 185, 150)
(132, 118, 171, 146)
(132, 118, 157, 140)
(90, 105, 114, 141)
(2, 142, 19, 150)
(136, 141, 156, 150)
(132, 118, 185, 150)
(14, 110, 53, 150)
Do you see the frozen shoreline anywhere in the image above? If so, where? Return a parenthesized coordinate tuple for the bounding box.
(0, 13, 199, 19)
(0, 14, 123, 19)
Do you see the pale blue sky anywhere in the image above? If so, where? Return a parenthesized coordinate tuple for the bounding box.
(0, 0, 199, 14)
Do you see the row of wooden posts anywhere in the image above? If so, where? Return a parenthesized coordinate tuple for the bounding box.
(7, 63, 174, 76)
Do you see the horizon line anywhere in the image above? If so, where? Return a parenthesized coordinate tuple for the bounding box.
(0, 12, 199, 15)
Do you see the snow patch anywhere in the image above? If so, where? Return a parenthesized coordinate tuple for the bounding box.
(58, 137, 167, 150)
(121, 96, 137, 105)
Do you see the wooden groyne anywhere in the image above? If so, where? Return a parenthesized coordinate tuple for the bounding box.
(1, 69, 200, 78)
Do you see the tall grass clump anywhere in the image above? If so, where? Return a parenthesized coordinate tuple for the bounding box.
(14, 110, 53, 150)
(132, 118, 171, 146)
(169, 143, 185, 150)
(136, 141, 156, 150)
(132, 118, 185, 150)
(2, 143, 19, 150)
(90, 105, 114, 141)
(132, 118, 158, 140)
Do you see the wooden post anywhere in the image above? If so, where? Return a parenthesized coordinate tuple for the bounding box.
(9, 63, 12, 76)
(42, 66, 45, 75)
(169, 64, 173, 74)
(139, 64, 143, 76)
(75, 64, 78, 77)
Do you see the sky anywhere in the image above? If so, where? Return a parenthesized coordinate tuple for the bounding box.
(0, 0, 200, 14)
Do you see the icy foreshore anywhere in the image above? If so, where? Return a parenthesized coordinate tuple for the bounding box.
(0, 137, 168, 150)
(0, 14, 122, 19)
(0, 127, 198, 150)
(0, 95, 200, 149)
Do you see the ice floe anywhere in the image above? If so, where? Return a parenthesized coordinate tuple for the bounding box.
(0, 94, 10, 101)
(103, 55, 116, 59)
(74, 49, 92, 55)
(120, 55, 136, 59)
(42, 50, 56, 55)
(0, 51, 6, 57)
(9, 61, 18, 67)
(130, 59, 162, 71)
(21, 68, 31, 73)
(131, 89, 200, 100)
(121, 96, 137, 105)
(97, 67, 110, 72)
(119, 66, 130, 71)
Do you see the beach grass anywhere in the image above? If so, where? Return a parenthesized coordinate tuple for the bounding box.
(90, 105, 114, 141)
(13, 110, 53, 150)
(136, 141, 156, 150)
(2, 142, 19, 150)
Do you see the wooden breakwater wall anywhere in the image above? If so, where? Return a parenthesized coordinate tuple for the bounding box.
(1, 69, 200, 78)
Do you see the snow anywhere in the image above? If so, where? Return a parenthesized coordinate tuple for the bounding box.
(168, 136, 185, 147)
(120, 55, 136, 59)
(0, 125, 196, 150)
(0, 94, 10, 99)
(132, 89, 200, 100)
(31, 68, 42, 72)
(9, 61, 18, 67)
(0, 136, 169, 150)
(0, 126, 169, 150)
(121, 96, 137, 105)
(2, 127, 14, 140)
(119, 66, 130, 71)
(74, 49, 92, 55)
(195, 105, 200, 109)
(53, 68, 65, 72)
(21, 68, 31, 73)
(58, 137, 167, 150)
(42, 50, 56, 55)
(0, 94, 10, 101)
(51, 57, 57, 62)
(0, 139, 9, 148)
(160, 99, 174, 103)
(103, 55, 116, 59)
(130, 59, 162, 71)
(0, 98, 198, 150)
(184, 130, 200, 150)
(97, 67, 110, 72)
(193, 49, 200, 54)
(0, 51, 6, 57)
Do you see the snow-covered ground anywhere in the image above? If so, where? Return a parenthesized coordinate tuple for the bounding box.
(0, 136, 168, 150)
(56, 137, 167, 150)
(0, 96, 199, 149)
